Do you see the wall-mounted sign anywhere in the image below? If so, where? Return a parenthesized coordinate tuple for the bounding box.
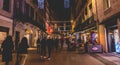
(64, 0, 70, 8)
(38, 0, 44, 9)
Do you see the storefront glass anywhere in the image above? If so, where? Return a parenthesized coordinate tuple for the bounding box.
(0, 32, 7, 48)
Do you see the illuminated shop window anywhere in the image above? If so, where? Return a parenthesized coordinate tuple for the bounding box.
(0, 32, 7, 45)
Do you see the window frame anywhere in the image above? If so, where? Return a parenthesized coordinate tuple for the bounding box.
(103, 0, 111, 10)
(2, 0, 11, 12)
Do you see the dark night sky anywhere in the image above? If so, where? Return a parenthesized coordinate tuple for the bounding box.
(47, 0, 71, 21)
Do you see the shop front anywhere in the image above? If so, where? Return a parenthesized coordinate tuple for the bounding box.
(15, 22, 40, 48)
(0, 26, 9, 50)
(0, 15, 13, 52)
(105, 18, 120, 53)
(81, 27, 98, 44)
(24, 26, 39, 47)
(106, 26, 120, 53)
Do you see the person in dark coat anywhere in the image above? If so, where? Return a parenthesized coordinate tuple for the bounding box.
(54, 38, 59, 51)
(37, 38, 41, 53)
(46, 36, 53, 60)
(1, 36, 14, 65)
(18, 37, 29, 54)
(40, 37, 47, 59)
(66, 38, 70, 50)
(17, 37, 29, 64)
(60, 37, 64, 49)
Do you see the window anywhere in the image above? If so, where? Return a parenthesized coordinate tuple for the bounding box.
(89, 3, 92, 10)
(85, 7, 88, 15)
(103, 0, 110, 10)
(3, 0, 11, 12)
(25, 3, 29, 16)
(31, 7, 34, 19)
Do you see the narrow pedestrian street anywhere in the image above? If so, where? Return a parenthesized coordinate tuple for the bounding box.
(0, 48, 120, 65)
(1, 0, 120, 65)
(24, 48, 113, 65)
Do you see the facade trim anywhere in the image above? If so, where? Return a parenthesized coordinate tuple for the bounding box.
(0, 15, 13, 23)
(100, 12, 120, 24)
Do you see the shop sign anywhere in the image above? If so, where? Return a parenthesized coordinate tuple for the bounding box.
(92, 47, 98, 51)
(38, 0, 44, 9)
(64, 0, 70, 8)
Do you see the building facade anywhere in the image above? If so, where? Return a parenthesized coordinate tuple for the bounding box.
(74, 0, 98, 44)
(13, 0, 46, 47)
(97, 0, 120, 53)
(0, 0, 14, 47)
(0, 0, 46, 50)
(74, 0, 120, 53)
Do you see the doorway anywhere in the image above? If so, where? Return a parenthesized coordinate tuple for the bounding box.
(107, 29, 119, 52)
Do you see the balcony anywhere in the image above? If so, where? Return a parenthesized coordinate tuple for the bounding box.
(75, 15, 95, 31)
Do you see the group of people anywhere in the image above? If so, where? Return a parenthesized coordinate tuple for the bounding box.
(37, 36, 61, 61)
(1, 35, 29, 65)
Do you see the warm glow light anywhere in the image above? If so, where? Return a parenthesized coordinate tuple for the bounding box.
(25, 28, 33, 34)
(71, 20, 73, 23)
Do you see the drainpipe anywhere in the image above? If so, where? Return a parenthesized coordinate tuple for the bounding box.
(12, 0, 16, 36)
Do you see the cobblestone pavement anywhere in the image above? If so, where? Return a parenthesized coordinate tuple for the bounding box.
(25, 50, 105, 65)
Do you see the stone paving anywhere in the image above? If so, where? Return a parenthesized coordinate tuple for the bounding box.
(96, 53, 120, 65)
(0, 54, 17, 65)
(0, 48, 120, 65)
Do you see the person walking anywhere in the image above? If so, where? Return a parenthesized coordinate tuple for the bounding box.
(40, 37, 47, 59)
(66, 37, 70, 50)
(17, 37, 29, 65)
(46, 36, 53, 60)
(1, 36, 14, 65)
(60, 37, 64, 50)
(37, 38, 41, 53)
(54, 38, 59, 51)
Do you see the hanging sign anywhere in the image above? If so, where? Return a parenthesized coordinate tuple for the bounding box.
(64, 0, 70, 8)
(38, 0, 44, 9)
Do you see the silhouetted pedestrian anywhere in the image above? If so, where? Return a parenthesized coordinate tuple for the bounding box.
(60, 37, 64, 49)
(17, 37, 29, 64)
(37, 38, 41, 53)
(1, 36, 14, 65)
(40, 37, 47, 59)
(66, 38, 70, 50)
(46, 36, 53, 60)
(54, 38, 59, 51)
(18, 37, 29, 54)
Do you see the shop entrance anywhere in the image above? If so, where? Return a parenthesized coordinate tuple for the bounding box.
(107, 28, 119, 53)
